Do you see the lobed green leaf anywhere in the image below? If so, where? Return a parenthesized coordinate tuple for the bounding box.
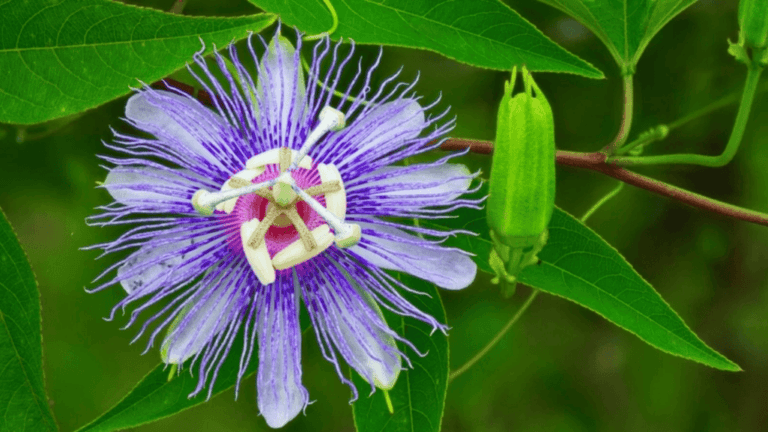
(0, 0, 275, 124)
(250, 0, 604, 78)
(351, 274, 448, 432)
(0, 208, 58, 432)
(538, 0, 698, 72)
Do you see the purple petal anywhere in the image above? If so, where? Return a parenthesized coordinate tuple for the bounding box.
(310, 270, 401, 390)
(103, 166, 194, 206)
(329, 99, 425, 172)
(257, 35, 307, 150)
(125, 90, 227, 169)
(350, 220, 477, 290)
(347, 163, 474, 206)
(257, 279, 308, 428)
(161, 274, 241, 364)
(111, 229, 221, 299)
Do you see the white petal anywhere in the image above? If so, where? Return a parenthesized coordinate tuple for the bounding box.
(104, 167, 189, 205)
(161, 279, 239, 364)
(257, 290, 307, 428)
(350, 220, 477, 290)
(125, 91, 225, 168)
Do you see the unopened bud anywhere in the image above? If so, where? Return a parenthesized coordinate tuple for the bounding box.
(740, 0, 768, 49)
(487, 66, 555, 292)
(730, 0, 768, 66)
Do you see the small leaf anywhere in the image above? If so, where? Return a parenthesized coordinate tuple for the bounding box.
(0, 0, 276, 124)
(430, 206, 741, 372)
(351, 274, 448, 432)
(76, 320, 311, 432)
(0, 208, 58, 432)
(250, 0, 604, 78)
(538, 0, 698, 72)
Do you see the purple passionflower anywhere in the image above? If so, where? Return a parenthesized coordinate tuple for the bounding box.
(87, 28, 480, 428)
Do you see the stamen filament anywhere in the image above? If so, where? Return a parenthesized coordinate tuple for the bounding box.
(279, 147, 293, 173)
(303, 180, 342, 196)
(283, 207, 318, 251)
(247, 205, 280, 250)
(192, 179, 277, 215)
(291, 184, 361, 248)
(291, 106, 346, 171)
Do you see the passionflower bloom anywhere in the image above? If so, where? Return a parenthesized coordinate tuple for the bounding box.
(87, 28, 480, 428)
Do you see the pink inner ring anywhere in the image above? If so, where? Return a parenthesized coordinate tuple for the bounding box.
(219, 163, 327, 258)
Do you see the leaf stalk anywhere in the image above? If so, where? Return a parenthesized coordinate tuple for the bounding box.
(603, 74, 635, 154)
(610, 65, 764, 167)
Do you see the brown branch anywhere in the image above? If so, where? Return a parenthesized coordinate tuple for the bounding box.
(151, 79, 768, 227)
(440, 138, 768, 227)
(441, 138, 494, 154)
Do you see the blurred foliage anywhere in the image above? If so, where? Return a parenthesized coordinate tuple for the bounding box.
(0, 0, 766, 431)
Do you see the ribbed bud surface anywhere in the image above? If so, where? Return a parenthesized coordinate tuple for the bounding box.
(740, 0, 768, 49)
(488, 67, 555, 244)
(487, 67, 556, 289)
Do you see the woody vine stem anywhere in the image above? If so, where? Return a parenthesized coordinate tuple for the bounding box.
(439, 141, 768, 227)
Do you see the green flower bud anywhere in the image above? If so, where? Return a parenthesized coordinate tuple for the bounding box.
(739, 0, 768, 49)
(487, 66, 555, 293)
(730, 0, 768, 66)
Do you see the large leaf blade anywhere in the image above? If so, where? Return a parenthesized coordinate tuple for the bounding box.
(0, 208, 58, 432)
(351, 274, 448, 432)
(0, 0, 275, 124)
(76, 318, 309, 432)
(74, 350, 246, 432)
(538, 0, 698, 71)
(433, 206, 740, 372)
(250, 0, 604, 78)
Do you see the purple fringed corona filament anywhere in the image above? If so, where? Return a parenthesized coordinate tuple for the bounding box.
(86, 27, 481, 429)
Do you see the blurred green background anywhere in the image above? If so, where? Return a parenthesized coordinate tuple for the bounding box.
(1, 0, 767, 431)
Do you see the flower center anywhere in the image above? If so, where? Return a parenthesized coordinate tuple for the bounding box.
(190, 107, 361, 285)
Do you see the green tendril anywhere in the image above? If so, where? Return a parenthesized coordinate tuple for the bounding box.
(449, 289, 540, 382)
(581, 182, 625, 223)
(303, 0, 339, 41)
